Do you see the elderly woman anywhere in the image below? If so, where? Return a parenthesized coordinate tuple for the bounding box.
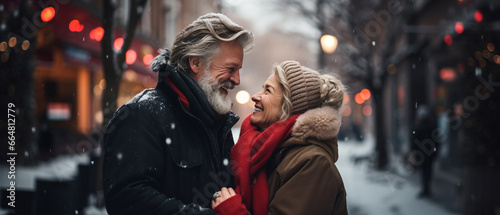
(212, 60, 348, 215)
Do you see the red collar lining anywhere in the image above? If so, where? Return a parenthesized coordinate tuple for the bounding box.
(165, 77, 190, 110)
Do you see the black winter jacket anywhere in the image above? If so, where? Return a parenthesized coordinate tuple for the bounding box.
(103, 51, 239, 215)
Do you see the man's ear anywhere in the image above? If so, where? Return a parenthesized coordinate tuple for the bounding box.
(189, 57, 201, 74)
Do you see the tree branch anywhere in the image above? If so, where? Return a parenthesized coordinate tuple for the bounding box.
(117, 0, 148, 71)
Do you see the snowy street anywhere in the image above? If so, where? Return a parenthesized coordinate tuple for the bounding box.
(338, 135, 460, 215)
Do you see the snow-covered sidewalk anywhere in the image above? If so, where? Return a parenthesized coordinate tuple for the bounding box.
(337, 135, 460, 215)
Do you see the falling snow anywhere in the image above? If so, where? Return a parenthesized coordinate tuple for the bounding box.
(165, 138, 172, 145)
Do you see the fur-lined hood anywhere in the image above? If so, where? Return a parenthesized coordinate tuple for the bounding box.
(292, 106, 341, 140)
(278, 106, 341, 162)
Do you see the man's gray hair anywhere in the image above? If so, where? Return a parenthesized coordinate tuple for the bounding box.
(169, 13, 254, 72)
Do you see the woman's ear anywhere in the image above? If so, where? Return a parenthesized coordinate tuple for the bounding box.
(189, 56, 201, 74)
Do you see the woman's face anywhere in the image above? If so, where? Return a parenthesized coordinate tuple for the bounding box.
(250, 73, 284, 130)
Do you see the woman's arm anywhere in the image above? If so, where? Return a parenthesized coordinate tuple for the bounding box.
(268, 152, 343, 215)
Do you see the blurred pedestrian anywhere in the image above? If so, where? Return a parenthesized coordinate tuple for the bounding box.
(212, 61, 348, 215)
(412, 104, 438, 198)
(103, 13, 253, 215)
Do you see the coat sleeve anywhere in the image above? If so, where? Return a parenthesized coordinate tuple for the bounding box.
(103, 103, 215, 215)
(268, 149, 345, 215)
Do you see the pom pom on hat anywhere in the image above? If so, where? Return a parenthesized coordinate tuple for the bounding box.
(279, 61, 322, 114)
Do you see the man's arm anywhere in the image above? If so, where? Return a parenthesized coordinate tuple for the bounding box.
(103, 104, 215, 215)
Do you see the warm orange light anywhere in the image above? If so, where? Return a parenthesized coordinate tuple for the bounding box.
(440, 67, 456, 81)
(114, 38, 123, 50)
(455, 22, 464, 34)
(342, 106, 351, 117)
(354, 93, 365, 104)
(494, 55, 500, 64)
(474, 10, 483, 22)
(69, 19, 84, 32)
(444, 35, 453, 45)
(143, 54, 154, 65)
(41, 7, 55, 22)
(126, 50, 137, 65)
(90, 27, 104, 42)
(343, 94, 350, 104)
(362, 105, 372, 116)
(487, 43, 495, 52)
(360, 89, 371, 100)
(320, 34, 338, 54)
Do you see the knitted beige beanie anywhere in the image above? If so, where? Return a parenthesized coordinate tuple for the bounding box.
(280, 60, 322, 114)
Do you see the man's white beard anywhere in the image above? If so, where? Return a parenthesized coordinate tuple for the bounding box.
(197, 69, 234, 114)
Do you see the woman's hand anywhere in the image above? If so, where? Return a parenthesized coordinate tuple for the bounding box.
(212, 187, 236, 209)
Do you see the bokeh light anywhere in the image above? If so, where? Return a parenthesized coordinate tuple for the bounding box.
(236, 90, 250, 104)
(444, 35, 453, 45)
(362, 105, 372, 116)
(41, 7, 55, 22)
(21, 40, 30, 50)
(475, 10, 483, 22)
(143, 54, 154, 65)
(320, 34, 338, 54)
(126, 50, 137, 65)
(69, 19, 84, 32)
(355, 93, 364, 104)
(8, 37, 17, 47)
(455, 22, 464, 34)
(90, 27, 104, 42)
(360, 89, 371, 100)
(114, 38, 124, 50)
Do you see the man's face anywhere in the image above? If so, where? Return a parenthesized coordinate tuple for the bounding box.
(197, 42, 244, 114)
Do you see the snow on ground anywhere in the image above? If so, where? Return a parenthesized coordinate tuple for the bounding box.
(337, 134, 460, 215)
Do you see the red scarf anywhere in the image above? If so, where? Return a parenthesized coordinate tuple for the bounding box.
(231, 114, 300, 215)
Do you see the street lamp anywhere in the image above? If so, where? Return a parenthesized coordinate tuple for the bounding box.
(320, 34, 338, 54)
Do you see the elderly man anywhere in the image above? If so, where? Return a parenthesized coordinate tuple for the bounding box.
(103, 13, 254, 215)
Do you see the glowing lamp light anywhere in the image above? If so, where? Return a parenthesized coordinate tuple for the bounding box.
(320, 34, 338, 54)
(444, 35, 453, 45)
(474, 10, 483, 22)
(354, 93, 365, 104)
(362, 105, 372, 116)
(360, 89, 371, 100)
(41, 7, 55, 22)
(90, 27, 104, 42)
(69, 20, 84, 32)
(439, 67, 456, 81)
(236, 90, 250, 104)
(143, 54, 154, 65)
(455, 22, 464, 34)
(114, 38, 124, 50)
(342, 106, 351, 117)
(126, 50, 137, 65)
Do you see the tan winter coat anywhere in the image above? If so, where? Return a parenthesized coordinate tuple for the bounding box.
(267, 106, 348, 215)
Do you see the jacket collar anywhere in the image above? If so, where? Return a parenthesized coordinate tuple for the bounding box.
(277, 106, 341, 162)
